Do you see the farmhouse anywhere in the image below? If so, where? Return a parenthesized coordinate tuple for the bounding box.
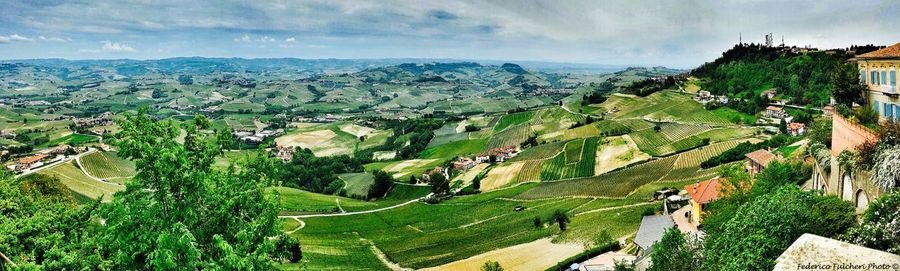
(684, 178, 724, 225)
(15, 153, 48, 172)
(451, 157, 477, 170)
(633, 215, 675, 258)
(38, 144, 72, 155)
(773, 234, 900, 271)
(761, 88, 777, 99)
(764, 106, 787, 119)
(694, 90, 713, 103)
(787, 122, 806, 136)
(476, 145, 519, 163)
(275, 145, 296, 161)
(745, 149, 779, 174)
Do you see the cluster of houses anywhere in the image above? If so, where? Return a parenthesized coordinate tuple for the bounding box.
(762, 105, 806, 136)
(292, 114, 348, 123)
(74, 112, 114, 129)
(0, 98, 52, 107)
(232, 128, 282, 143)
(5, 144, 85, 173)
(693, 90, 729, 104)
(419, 145, 520, 183)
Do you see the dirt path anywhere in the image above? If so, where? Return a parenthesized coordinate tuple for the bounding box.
(572, 202, 657, 217)
(360, 236, 413, 271)
(278, 193, 432, 219)
(284, 218, 306, 235)
(74, 149, 126, 187)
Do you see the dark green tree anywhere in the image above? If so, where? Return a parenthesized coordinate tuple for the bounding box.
(368, 170, 395, 200)
(105, 109, 300, 270)
(551, 210, 570, 231)
(481, 260, 504, 271)
(648, 228, 702, 271)
(831, 62, 867, 106)
(429, 172, 450, 195)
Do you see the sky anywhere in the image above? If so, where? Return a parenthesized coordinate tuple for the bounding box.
(0, 0, 898, 68)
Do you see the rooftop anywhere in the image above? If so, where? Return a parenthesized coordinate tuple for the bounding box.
(855, 42, 900, 59)
(685, 178, 723, 204)
(746, 149, 777, 167)
(633, 215, 675, 251)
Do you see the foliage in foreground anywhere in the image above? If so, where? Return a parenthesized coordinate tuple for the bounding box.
(0, 110, 301, 270)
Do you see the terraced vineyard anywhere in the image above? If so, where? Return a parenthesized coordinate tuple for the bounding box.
(486, 124, 532, 149)
(509, 140, 567, 161)
(339, 172, 375, 198)
(539, 137, 599, 180)
(80, 151, 137, 181)
(493, 111, 535, 132)
(659, 123, 710, 141)
(660, 140, 743, 182)
(629, 129, 674, 156)
(514, 161, 543, 183)
(520, 155, 678, 199)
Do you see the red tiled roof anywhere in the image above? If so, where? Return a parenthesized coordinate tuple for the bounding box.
(746, 149, 777, 167)
(766, 106, 783, 111)
(685, 178, 723, 204)
(857, 43, 900, 59)
(17, 153, 47, 164)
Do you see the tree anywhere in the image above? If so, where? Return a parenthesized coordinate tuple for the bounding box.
(842, 190, 900, 254)
(648, 228, 702, 271)
(779, 117, 788, 134)
(481, 260, 504, 271)
(551, 210, 570, 231)
(368, 170, 395, 200)
(703, 186, 855, 271)
(533, 216, 542, 228)
(105, 109, 300, 270)
(409, 175, 418, 184)
(429, 172, 449, 195)
(807, 117, 832, 148)
(831, 62, 867, 106)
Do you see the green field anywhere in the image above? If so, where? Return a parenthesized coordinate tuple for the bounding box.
(79, 151, 136, 182)
(339, 172, 375, 198)
(522, 155, 678, 199)
(493, 111, 535, 132)
(293, 184, 634, 269)
(539, 137, 599, 180)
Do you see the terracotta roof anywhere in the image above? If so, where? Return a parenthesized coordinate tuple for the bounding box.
(746, 149, 776, 167)
(685, 178, 723, 204)
(788, 122, 805, 129)
(856, 43, 900, 59)
(17, 153, 47, 164)
(766, 106, 783, 111)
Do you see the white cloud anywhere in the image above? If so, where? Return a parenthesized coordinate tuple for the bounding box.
(84, 41, 135, 53)
(0, 34, 34, 43)
(256, 36, 275, 42)
(38, 36, 70, 42)
(234, 35, 252, 42)
(285, 37, 296, 43)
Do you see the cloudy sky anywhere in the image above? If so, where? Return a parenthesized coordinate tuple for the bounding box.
(0, 0, 898, 68)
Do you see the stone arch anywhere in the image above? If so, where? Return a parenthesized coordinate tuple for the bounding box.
(842, 174, 853, 201)
(856, 190, 869, 210)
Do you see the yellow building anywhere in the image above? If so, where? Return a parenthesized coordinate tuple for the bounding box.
(683, 178, 723, 224)
(855, 43, 900, 121)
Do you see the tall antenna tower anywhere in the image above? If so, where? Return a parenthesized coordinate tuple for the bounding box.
(781, 35, 785, 47)
(739, 32, 742, 45)
(765, 33, 773, 47)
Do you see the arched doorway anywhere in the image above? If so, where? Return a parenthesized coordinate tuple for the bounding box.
(856, 190, 869, 210)
(842, 175, 853, 201)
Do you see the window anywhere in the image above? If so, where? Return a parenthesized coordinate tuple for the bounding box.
(895, 104, 900, 120)
(885, 103, 893, 118)
(891, 68, 897, 88)
(872, 71, 878, 85)
(875, 100, 880, 114)
(882, 69, 888, 85)
(861, 70, 866, 83)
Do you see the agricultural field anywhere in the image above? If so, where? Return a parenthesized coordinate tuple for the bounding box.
(480, 162, 524, 191)
(295, 185, 617, 270)
(519, 155, 678, 199)
(494, 111, 535, 132)
(275, 122, 388, 157)
(79, 151, 136, 183)
(594, 135, 651, 175)
(339, 172, 375, 198)
(486, 124, 532, 149)
(509, 140, 567, 161)
(539, 137, 599, 181)
(35, 161, 124, 202)
(365, 158, 443, 179)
